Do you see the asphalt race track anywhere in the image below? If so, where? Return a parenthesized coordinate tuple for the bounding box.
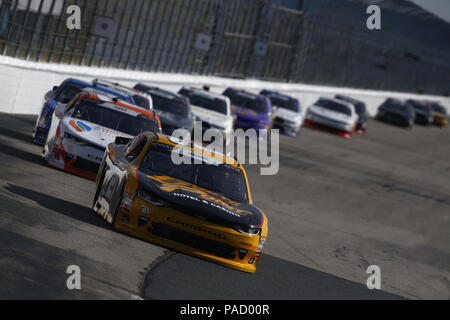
(1, 112, 449, 300)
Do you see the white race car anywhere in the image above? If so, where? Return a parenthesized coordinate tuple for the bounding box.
(260, 90, 303, 137)
(43, 89, 161, 180)
(305, 97, 358, 138)
(178, 86, 234, 146)
(92, 78, 154, 111)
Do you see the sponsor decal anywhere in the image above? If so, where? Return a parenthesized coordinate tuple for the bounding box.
(119, 196, 132, 224)
(141, 205, 149, 215)
(121, 214, 130, 224)
(138, 216, 150, 227)
(54, 135, 63, 148)
(101, 127, 120, 137)
(69, 120, 91, 132)
(148, 175, 253, 217)
(238, 249, 248, 260)
(166, 217, 227, 240)
(88, 154, 103, 162)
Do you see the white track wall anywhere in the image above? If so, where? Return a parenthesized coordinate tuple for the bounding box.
(1, 56, 449, 117)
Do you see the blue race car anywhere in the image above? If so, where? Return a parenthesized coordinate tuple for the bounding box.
(33, 78, 134, 145)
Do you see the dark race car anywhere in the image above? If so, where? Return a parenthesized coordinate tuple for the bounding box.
(376, 98, 415, 128)
(335, 95, 369, 133)
(134, 83, 194, 136)
(406, 100, 433, 125)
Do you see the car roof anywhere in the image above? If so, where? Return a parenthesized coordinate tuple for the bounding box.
(181, 86, 228, 101)
(335, 95, 364, 105)
(79, 91, 159, 121)
(261, 89, 297, 101)
(93, 79, 139, 95)
(93, 79, 154, 109)
(64, 78, 91, 86)
(320, 96, 355, 107)
(59, 78, 132, 102)
(227, 88, 266, 100)
(136, 84, 186, 101)
(386, 98, 405, 104)
(407, 99, 429, 106)
(149, 132, 240, 168)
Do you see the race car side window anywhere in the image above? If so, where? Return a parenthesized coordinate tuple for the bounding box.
(64, 97, 79, 115)
(126, 136, 147, 162)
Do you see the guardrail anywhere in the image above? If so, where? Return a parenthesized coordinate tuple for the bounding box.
(1, 55, 449, 117)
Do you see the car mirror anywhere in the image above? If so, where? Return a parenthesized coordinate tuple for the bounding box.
(115, 136, 132, 145)
(53, 86, 59, 91)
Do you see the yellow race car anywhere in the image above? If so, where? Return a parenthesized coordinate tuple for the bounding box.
(430, 102, 448, 128)
(92, 132, 268, 273)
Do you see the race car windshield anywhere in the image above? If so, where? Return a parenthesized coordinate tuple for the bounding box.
(316, 99, 352, 115)
(387, 103, 410, 114)
(432, 104, 447, 114)
(410, 102, 429, 112)
(72, 100, 159, 136)
(269, 96, 300, 112)
(141, 143, 248, 203)
(230, 93, 268, 114)
(56, 84, 85, 103)
(187, 93, 228, 115)
(151, 94, 189, 117)
(132, 94, 151, 110)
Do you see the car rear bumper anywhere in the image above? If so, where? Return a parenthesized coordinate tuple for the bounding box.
(272, 117, 302, 137)
(304, 119, 353, 139)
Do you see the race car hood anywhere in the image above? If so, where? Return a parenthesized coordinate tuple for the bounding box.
(232, 105, 269, 123)
(191, 105, 233, 130)
(62, 118, 133, 148)
(156, 109, 193, 131)
(309, 105, 353, 124)
(273, 107, 302, 123)
(137, 171, 264, 229)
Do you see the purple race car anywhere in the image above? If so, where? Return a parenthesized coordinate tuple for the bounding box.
(222, 88, 273, 135)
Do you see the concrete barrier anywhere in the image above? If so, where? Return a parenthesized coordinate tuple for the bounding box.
(1, 56, 449, 117)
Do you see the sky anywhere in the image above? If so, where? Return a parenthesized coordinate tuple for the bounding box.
(408, 0, 450, 22)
